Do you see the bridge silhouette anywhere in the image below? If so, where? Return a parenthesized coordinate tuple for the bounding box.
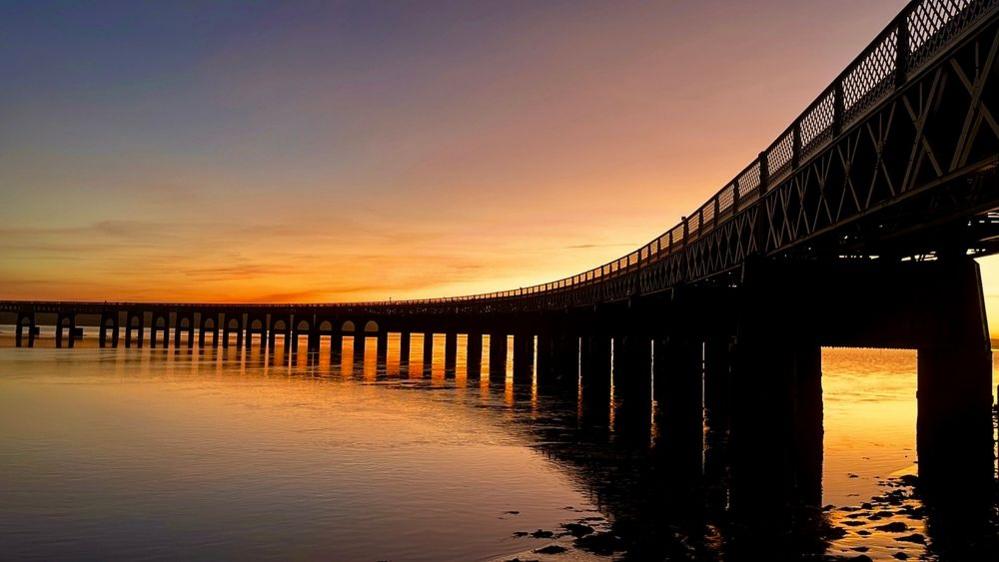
(3, 0, 998, 520)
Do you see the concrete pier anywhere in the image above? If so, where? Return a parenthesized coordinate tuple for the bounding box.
(488, 334, 507, 383)
(466, 333, 482, 379)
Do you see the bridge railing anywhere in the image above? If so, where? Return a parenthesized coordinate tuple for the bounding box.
(364, 0, 993, 309)
(6, 1, 986, 314)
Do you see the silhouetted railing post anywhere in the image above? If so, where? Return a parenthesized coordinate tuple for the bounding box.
(791, 124, 801, 169)
(895, 15, 909, 89)
(732, 179, 740, 213)
(832, 83, 844, 137)
(758, 151, 769, 195)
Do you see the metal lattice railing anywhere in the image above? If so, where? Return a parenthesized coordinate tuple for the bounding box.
(365, 0, 999, 308)
(11, 0, 981, 313)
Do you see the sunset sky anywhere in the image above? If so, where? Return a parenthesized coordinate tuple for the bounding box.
(3, 0, 999, 327)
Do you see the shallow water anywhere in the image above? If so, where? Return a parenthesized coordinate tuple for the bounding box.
(0, 333, 995, 561)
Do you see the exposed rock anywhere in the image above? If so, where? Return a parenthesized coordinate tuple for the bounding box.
(896, 533, 925, 544)
(574, 532, 625, 555)
(533, 544, 567, 555)
(874, 521, 909, 532)
(561, 523, 595, 538)
(529, 529, 554, 539)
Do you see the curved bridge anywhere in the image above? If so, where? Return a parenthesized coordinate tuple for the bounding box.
(2, 0, 998, 518)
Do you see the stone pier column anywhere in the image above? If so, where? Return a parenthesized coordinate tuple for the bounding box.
(376, 332, 388, 363)
(444, 332, 457, 375)
(512, 333, 534, 384)
(55, 312, 67, 348)
(703, 337, 734, 502)
(488, 334, 507, 383)
(654, 337, 702, 479)
(613, 335, 652, 438)
(916, 259, 994, 494)
(330, 332, 343, 361)
(422, 332, 434, 370)
(580, 335, 612, 426)
(466, 333, 482, 379)
(398, 332, 411, 365)
(15, 312, 30, 348)
(353, 331, 366, 360)
(729, 335, 823, 517)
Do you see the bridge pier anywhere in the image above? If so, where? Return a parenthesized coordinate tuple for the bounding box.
(376, 332, 388, 364)
(398, 332, 410, 366)
(728, 335, 823, 518)
(421, 332, 433, 374)
(512, 333, 534, 384)
(330, 332, 343, 361)
(703, 336, 733, 504)
(915, 259, 994, 494)
(353, 331, 367, 360)
(126, 311, 144, 348)
(444, 332, 457, 375)
(466, 332, 482, 379)
(150, 312, 169, 348)
(223, 313, 245, 350)
(488, 334, 507, 383)
(535, 332, 557, 391)
(612, 335, 652, 438)
(580, 335, 612, 426)
(201, 312, 221, 349)
(556, 334, 580, 389)
(99, 311, 119, 348)
(15, 311, 35, 348)
(55, 311, 77, 348)
(245, 314, 266, 351)
(654, 337, 703, 478)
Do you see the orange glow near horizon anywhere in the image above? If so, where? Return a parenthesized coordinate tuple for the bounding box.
(7, 1, 999, 333)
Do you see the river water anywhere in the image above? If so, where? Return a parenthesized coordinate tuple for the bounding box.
(0, 332, 995, 561)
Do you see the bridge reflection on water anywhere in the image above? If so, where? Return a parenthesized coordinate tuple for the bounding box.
(1, 331, 995, 561)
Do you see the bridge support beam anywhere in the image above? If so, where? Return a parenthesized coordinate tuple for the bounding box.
(915, 259, 994, 495)
(376, 332, 388, 364)
(488, 334, 507, 383)
(15, 311, 35, 348)
(444, 332, 457, 375)
(613, 335, 652, 439)
(330, 332, 343, 361)
(729, 335, 822, 518)
(55, 312, 77, 349)
(422, 333, 434, 373)
(150, 313, 169, 349)
(703, 336, 733, 503)
(535, 332, 556, 391)
(126, 311, 145, 348)
(466, 333, 482, 379)
(654, 337, 703, 479)
(398, 332, 410, 366)
(99, 311, 119, 348)
(580, 335, 611, 426)
(353, 331, 366, 360)
(512, 333, 534, 384)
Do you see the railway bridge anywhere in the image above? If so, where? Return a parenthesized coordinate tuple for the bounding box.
(3, 0, 998, 518)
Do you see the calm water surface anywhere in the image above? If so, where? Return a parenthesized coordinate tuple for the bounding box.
(0, 333, 996, 561)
